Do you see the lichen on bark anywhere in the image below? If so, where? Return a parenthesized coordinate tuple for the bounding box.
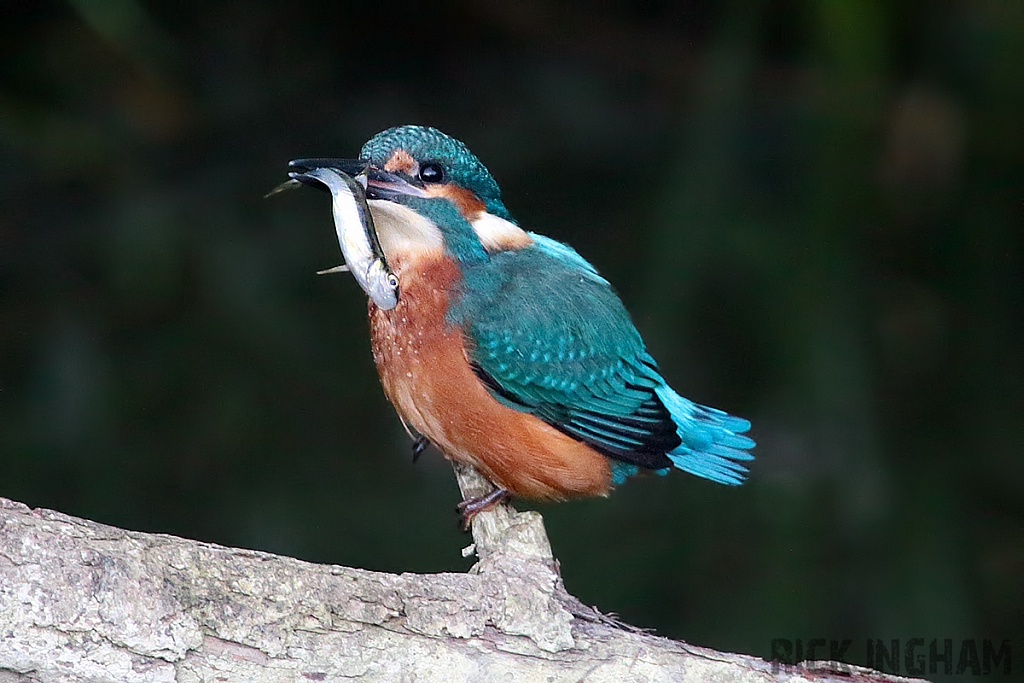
(0, 470, 926, 683)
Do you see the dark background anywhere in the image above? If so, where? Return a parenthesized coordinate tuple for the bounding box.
(2, 1, 1022, 678)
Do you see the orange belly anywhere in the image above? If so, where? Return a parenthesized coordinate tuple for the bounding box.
(369, 253, 611, 500)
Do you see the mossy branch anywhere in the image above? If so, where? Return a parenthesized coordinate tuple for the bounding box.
(0, 477, 925, 683)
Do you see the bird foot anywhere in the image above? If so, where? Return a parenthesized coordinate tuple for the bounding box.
(411, 435, 429, 463)
(456, 488, 510, 530)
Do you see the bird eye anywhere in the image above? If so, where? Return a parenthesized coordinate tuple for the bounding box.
(419, 163, 445, 183)
(387, 273, 399, 289)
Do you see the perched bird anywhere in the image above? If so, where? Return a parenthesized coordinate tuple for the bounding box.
(289, 125, 754, 524)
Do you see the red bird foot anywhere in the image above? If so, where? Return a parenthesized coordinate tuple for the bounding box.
(456, 488, 510, 530)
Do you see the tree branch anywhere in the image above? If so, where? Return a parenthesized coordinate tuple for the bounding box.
(0, 487, 925, 682)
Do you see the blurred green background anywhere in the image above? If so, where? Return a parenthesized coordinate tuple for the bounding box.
(2, 1, 1022, 678)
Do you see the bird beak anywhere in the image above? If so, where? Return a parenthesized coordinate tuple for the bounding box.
(287, 158, 429, 201)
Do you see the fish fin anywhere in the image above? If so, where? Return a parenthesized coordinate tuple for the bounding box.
(316, 264, 350, 275)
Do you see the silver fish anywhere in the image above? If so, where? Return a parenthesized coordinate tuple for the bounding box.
(264, 178, 302, 198)
(295, 167, 399, 310)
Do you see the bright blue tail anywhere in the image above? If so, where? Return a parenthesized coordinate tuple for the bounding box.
(654, 384, 755, 485)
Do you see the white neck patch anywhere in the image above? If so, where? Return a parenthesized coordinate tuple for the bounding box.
(470, 212, 533, 252)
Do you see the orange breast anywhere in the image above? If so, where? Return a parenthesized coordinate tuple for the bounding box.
(369, 253, 612, 500)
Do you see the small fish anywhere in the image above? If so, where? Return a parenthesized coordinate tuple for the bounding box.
(264, 178, 302, 198)
(289, 167, 399, 310)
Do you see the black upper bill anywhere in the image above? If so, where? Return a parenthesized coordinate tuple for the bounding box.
(286, 158, 428, 201)
(288, 158, 370, 176)
(287, 158, 368, 193)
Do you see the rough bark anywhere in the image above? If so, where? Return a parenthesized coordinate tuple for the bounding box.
(0, 470, 925, 683)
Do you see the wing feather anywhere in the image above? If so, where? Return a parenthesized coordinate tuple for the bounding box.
(453, 243, 679, 469)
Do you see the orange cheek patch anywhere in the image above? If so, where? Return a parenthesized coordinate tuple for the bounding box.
(426, 183, 487, 220)
(384, 149, 417, 175)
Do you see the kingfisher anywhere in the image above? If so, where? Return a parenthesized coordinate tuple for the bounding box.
(288, 125, 754, 525)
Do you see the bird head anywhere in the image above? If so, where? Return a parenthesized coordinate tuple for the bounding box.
(289, 126, 530, 264)
(359, 125, 512, 221)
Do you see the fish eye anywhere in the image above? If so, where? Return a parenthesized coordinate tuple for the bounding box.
(419, 163, 445, 183)
(387, 273, 399, 289)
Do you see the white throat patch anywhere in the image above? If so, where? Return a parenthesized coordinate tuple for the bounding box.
(368, 200, 444, 260)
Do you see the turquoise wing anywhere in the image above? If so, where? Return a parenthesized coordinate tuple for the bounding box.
(451, 243, 679, 470)
(527, 232, 609, 285)
(450, 239, 755, 484)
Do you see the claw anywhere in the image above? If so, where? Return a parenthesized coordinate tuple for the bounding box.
(412, 436, 430, 463)
(455, 488, 510, 530)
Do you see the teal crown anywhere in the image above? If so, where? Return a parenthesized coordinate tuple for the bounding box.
(361, 125, 512, 220)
